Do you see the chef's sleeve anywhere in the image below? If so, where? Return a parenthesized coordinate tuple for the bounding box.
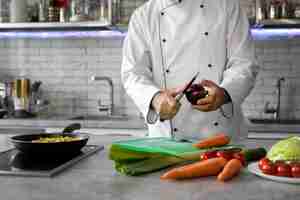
(121, 9, 160, 119)
(220, 0, 260, 116)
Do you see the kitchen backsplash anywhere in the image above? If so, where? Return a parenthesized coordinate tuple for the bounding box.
(0, 36, 137, 118)
(0, 0, 299, 120)
(245, 39, 300, 120)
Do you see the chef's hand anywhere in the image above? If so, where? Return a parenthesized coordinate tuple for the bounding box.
(151, 86, 184, 120)
(193, 80, 226, 112)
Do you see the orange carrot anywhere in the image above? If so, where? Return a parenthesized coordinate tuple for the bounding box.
(160, 157, 227, 180)
(217, 158, 243, 182)
(193, 133, 230, 149)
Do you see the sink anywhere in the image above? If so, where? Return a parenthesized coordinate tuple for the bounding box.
(68, 115, 130, 121)
(249, 118, 300, 125)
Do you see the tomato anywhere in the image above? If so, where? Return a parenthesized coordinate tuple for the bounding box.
(290, 163, 300, 178)
(276, 163, 292, 177)
(200, 151, 217, 160)
(261, 163, 276, 175)
(258, 158, 271, 170)
(233, 152, 246, 166)
(216, 151, 233, 160)
(274, 160, 286, 165)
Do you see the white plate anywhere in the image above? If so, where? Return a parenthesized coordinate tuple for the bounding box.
(247, 162, 300, 184)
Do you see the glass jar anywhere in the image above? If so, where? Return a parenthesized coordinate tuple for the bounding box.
(98, 0, 111, 23)
(111, 0, 120, 24)
(48, 0, 60, 22)
(9, 0, 28, 22)
(69, 0, 88, 22)
(69, 0, 112, 24)
(0, 0, 10, 22)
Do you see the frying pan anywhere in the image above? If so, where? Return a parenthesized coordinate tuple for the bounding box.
(9, 123, 89, 156)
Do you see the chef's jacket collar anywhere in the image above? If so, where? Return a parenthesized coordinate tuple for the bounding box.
(165, 0, 182, 3)
(162, 0, 183, 9)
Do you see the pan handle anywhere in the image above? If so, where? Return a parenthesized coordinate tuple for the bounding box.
(62, 123, 81, 134)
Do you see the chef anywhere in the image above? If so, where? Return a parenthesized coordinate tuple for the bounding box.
(121, 0, 259, 141)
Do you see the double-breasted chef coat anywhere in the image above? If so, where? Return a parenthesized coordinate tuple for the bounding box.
(121, 0, 259, 141)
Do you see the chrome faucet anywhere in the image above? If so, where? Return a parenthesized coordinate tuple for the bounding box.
(91, 76, 114, 116)
(264, 77, 285, 120)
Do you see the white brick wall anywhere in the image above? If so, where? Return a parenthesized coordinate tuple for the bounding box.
(0, 36, 141, 118)
(242, 38, 300, 120)
(1, 35, 299, 120)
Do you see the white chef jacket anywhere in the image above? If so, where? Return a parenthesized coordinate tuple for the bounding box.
(121, 0, 259, 141)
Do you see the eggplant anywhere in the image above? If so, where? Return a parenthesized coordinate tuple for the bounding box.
(185, 84, 208, 105)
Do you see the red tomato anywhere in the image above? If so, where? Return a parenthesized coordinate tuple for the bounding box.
(276, 163, 292, 177)
(233, 152, 246, 166)
(290, 164, 300, 178)
(200, 151, 217, 160)
(258, 158, 271, 170)
(274, 160, 286, 165)
(216, 151, 233, 160)
(261, 163, 276, 175)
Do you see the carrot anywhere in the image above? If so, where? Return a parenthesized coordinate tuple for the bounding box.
(160, 157, 227, 180)
(193, 133, 230, 149)
(217, 158, 243, 182)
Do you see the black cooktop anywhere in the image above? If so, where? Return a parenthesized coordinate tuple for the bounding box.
(0, 145, 103, 177)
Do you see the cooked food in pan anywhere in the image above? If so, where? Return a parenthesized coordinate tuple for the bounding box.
(32, 135, 81, 143)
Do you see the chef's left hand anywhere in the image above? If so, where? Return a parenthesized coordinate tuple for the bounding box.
(192, 80, 226, 112)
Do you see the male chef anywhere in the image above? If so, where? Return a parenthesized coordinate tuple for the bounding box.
(121, 0, 259, 141)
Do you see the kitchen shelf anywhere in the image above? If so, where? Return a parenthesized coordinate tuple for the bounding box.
(254, 19, 300, 28)
(0, 21, 112, 31)
(0, 21, 300, 40)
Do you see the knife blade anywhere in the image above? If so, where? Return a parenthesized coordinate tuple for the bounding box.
(175, 72, 199, 102)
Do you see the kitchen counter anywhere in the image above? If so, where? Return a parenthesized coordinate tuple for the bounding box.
(0, 134, 299, 200)
(1, 115, 299, 137)
(0, 116, 147, 130)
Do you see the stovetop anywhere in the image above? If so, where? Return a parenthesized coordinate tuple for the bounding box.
(0, 145, 103, 177)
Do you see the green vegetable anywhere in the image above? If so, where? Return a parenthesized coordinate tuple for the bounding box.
(115, 156, 185, 176)
(109, 141, 244, 176)
(109, 145, 158, 163)
(109, 144, 195, 176)
(267, 136, 300, 162)
(242, 147, 267, 162)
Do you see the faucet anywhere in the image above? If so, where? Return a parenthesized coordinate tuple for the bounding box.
(91, 76, 114, 116)
(264, 77, 285, 120)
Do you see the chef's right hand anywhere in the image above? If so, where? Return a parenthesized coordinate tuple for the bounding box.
(151, 87, 183, 120)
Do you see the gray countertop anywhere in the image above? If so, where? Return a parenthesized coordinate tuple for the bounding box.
(0, 134, 299, 200)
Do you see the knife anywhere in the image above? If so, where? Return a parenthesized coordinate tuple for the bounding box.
(160, 72, 199, 122)
(174, 72, 199, 102)
(146, 72, 199, 125)
(168, 72, 199, 140)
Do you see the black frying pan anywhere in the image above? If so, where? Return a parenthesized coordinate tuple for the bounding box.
(9, 123, 89, 156)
